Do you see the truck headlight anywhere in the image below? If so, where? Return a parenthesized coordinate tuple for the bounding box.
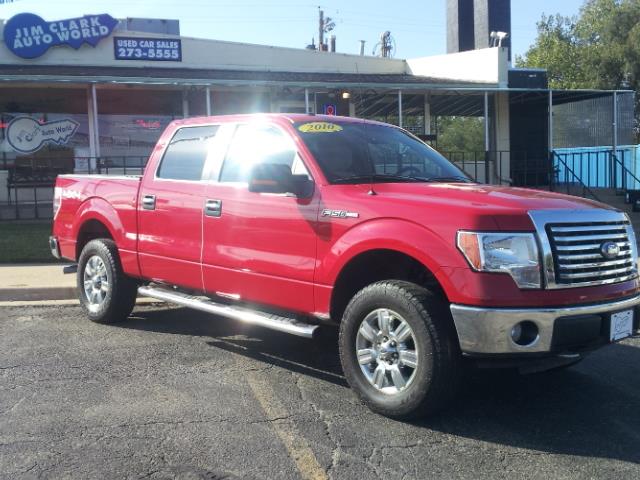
(457, 231, 541, 289)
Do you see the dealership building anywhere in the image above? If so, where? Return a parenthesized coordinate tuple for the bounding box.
(0, 7, 634, 218)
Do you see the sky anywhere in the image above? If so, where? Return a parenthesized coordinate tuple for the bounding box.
(0, 0, 586, 59)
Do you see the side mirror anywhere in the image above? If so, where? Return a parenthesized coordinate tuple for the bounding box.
(248, 163, 313, 197)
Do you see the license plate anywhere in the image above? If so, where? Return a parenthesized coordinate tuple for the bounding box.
(610, 309, 634, 342)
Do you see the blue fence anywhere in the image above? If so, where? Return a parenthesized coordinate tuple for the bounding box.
(553, 145, 640, 190)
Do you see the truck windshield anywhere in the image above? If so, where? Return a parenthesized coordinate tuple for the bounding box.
(294, 121, 470, 184)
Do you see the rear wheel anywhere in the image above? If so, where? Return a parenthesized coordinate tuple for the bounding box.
(339, 280, 461, 419)
(77, 239, 137, 324)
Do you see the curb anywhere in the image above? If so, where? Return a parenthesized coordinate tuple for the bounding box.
(0, 287, 77, 302)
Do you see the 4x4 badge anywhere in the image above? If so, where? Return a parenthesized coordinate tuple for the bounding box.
(321, 209, 359, 219)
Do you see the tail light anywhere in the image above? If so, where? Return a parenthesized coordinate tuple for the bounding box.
(53, 186, 62, 218)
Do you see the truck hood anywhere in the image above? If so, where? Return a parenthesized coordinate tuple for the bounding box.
(371, 182, 611, 210)
(345, 182, 616, 231)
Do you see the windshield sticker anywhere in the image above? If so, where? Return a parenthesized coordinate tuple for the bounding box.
(298, 122, 343, 133)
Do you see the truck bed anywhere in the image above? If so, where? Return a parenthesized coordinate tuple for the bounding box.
(53, 174, 142, 276)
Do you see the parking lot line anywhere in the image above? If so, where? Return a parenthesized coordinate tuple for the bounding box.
(245, 370, 328, 480)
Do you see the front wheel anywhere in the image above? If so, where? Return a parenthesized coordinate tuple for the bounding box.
(77, 239, 138, 324)
(339, 280, 461, 419)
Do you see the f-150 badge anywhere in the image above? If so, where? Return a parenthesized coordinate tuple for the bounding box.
(321, 209, 359, 218)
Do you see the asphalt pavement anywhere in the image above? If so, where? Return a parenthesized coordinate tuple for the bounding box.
(1, 303, 639, 480)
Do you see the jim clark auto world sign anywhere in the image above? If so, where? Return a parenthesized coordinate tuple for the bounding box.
(3, 13, 118, 59)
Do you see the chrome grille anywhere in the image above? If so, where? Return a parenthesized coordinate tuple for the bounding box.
(547, 221, 637, 287)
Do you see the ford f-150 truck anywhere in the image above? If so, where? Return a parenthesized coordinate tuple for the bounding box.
(51, 114, 640, 418)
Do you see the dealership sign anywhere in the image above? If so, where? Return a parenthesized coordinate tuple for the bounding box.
(114, 37, 182, 61)
(3, 13, 118, 59)
(6, 116, 79, 154)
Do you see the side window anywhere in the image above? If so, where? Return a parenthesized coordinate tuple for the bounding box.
(291, 155, 311, 178)
(219, 124, 299, 183)
(156, 125, 219, 181)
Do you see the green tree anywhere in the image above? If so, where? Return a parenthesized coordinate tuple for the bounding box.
(515, 14, 588, 89)
(517, 0, 640, 137)
(435, 116, 484, 154)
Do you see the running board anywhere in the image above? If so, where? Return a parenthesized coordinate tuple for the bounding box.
(137, 286, 318, 338)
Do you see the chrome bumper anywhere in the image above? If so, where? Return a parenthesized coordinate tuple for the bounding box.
(450, 295, 640, 354)
(49, 236, 61, 259)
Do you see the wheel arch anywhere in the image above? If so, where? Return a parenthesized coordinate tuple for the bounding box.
(329, 248, 449, 322)
(72, 198, 123, 261)
(75, 218, 114, 260)
(319, 219, 463, 321)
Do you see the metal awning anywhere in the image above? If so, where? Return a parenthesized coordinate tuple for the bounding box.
(0, 64, 493, 90)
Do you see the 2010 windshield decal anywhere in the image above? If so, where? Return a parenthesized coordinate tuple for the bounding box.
(298, 122, 343, 133)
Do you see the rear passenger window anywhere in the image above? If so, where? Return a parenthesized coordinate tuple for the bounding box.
(157, 125, 219, 181)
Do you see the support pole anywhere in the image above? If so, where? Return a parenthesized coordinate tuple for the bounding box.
(424, 93, 431, 135)
(87, 83, 100, 172)
(182, 90, 189, 118)
(484, 91, 490, 152)
(304, 88, 310, 114)
(548, 89, 554, 189)
(548, 89, 553, 154)
(484, 91, 490, 183)
(613, 91, 618, 155)
(613, 91, 619, 189)
(87, 85, 96, 162)
(398, 90, 403, 128)
(205, 86, 212, 116)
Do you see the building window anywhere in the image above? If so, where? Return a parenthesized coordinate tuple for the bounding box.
(0, 87, 89, 174)
(96, 87, 182, 164)
(211, 91, 270, 115)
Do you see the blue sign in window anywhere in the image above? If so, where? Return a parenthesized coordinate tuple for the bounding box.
(114, 37, 182, 61)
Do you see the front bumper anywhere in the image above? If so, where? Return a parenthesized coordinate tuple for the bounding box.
(450, 295, 640, 355)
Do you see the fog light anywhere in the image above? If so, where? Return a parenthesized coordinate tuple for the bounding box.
(511, 321, 539, 346)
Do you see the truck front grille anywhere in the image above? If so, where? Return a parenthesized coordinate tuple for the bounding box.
(547, 221, 637, 287)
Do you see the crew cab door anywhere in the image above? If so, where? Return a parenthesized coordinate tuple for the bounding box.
(137, 124, 219, 290)
(202, 122, 319, 312)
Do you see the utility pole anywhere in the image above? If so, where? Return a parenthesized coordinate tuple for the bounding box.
(316, 7, 335, 52)
(318, 8, 324, 51)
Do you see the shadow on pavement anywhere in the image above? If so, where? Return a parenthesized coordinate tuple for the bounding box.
(124, 306, 347, 387)
(122, 306, 640, 464)
(421, 342, 640, 465)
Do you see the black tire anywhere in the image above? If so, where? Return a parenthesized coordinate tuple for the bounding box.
(339, 280, 461, 419)
(77, 238, 138, 324)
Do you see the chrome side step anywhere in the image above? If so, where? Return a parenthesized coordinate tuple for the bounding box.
(137, 285, 319, 338)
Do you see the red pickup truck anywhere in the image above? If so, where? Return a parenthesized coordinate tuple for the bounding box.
(51, 114, 640, 418)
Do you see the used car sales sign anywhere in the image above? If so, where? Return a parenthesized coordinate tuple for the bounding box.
(114, 37, 182, 61)
(3, 13, 118, 59)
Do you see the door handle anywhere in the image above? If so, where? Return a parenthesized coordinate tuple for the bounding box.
(142, 194, 156, 210)
(204, 199, 222, 217)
